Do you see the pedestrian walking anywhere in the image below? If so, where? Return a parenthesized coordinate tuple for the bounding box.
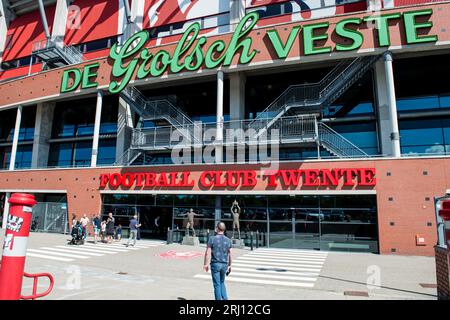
(203, 222, 232, 300)
(106, 212, 115, 244)
(93, 214, 101, 244)
(127, 215, 141, 247)
(101, 220, 107, 243)
(80, 214, 90, 243)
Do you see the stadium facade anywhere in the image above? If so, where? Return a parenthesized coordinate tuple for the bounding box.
(0, 0, 450, 255)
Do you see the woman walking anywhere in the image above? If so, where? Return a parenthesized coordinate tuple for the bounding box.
(106, 212, 115, 244)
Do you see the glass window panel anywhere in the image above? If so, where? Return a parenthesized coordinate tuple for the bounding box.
(97, 139, 116, 165)
(439, 95, 450, 108)
(397, 96, 439, 111)
(174, 195, 196, 206)
(73, 141, 92, 167)
(401, 145, 445, 156)
(400, 119, 444, 146)
(15, 145, 32, 169)
(48, 142, 73, 167)
(155, 195, 173, 206)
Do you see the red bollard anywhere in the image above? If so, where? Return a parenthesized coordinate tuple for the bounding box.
(0, 193, 37, 300)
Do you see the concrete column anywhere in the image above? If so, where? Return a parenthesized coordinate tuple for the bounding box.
(119, 0, 145, 44)
(230, 0, 246, 31)
(375, 52, 400, 157)
(2, 193, 10, 229)
(51, 0, 70, 47)
(91, 90, 103, 167)
(9, 106, 22, 171)
(32, 102, 55, 168)
(116, 97, 134, 162)
(229, 72, 246, 121)
(216, 71, 224, 163)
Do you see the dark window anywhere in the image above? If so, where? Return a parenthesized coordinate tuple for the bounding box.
(97, 139, 116, 165)
(48, 141, 92, 167)
(52, 99, 96, 138)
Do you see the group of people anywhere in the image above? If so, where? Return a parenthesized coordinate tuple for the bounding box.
(71, 212, 122, 244)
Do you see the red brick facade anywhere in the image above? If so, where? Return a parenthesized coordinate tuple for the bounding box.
(0, 156, 448, 256)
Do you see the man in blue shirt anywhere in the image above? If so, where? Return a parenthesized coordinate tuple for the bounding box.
(203, 222, 232, 300)
(126, 215, 141, 247)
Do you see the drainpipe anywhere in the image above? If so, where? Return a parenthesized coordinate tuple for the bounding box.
(38, 0, 51, 40)
(123, 0, 131, 24)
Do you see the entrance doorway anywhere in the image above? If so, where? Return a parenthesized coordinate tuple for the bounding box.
(102, 193, 378, 252)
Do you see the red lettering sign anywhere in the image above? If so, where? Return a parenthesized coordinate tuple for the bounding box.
(98, 168, 376, 190)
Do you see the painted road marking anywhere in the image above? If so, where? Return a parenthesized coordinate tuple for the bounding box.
(194, 248, 328, 288)
(26, 253, 74, 262)
(25, 240, 166, 263)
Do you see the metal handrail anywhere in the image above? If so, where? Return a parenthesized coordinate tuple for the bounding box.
(32, 39, 83, 65)
(121, 114, 367, 160)
(248, 55, 380, 127)
(121, 87, 202, 143)
(318, 122, 369, 158)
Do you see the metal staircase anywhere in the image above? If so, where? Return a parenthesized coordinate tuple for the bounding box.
(317, 122, 368, 158)
(32, 39, 84, 69)
(119, 86, 202, 144)
(248, 55, 381, 137)
(114, 114, 368, 165)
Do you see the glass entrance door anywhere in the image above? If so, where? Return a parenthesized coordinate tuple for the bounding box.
(294, 208, 320, 250)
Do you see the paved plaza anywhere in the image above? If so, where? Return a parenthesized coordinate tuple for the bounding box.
(0, 233, 438, 300)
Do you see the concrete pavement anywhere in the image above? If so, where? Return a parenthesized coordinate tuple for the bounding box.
(0, 232, 438, 300)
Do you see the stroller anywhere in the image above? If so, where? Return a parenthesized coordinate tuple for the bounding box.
(69, 222, 85, 245)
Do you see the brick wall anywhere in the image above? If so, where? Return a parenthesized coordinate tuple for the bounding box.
(435, 246, 450, 300)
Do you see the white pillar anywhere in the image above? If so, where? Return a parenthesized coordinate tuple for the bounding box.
(229, 72, 246, 121)
(374, 53, 401, 157)
(116, 97, 134, 162)
(91, 91, 103, 167)
(51, 0, 69, 47)
(383, 52, 401, 157)
(216, 71, 224, 163)
(9, 106, 22, 171)
(230, 0, 246, 31)
(32, 103, 54, 168)
(2, 193, 10, 229)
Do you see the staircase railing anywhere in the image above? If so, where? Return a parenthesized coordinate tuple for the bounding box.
(318, 122, 369, 158)
(248, 55, 380, 128)
(120, 86, 202, 144)
(32, 39, 84, 65)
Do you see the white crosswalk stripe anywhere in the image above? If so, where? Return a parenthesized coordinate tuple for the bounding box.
(25, 240, 166, 262)
(194, 248, 328, 288)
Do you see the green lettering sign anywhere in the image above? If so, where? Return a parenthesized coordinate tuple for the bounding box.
(58, 9, 437, 95)
(81, 62, 99, 89)
(60, 68, 82, 93)
(335, 18, 364, 51)
(267, 26, 301, 59)
(363, 13, 401, 47)
(403, 9, 438, 44)
(303, 22, 332, 55)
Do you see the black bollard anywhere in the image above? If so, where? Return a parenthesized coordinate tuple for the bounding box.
(167, 228, 172, 244)
(256, 230, 259, 249)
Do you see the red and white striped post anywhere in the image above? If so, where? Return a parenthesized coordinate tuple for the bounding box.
(0, 193, 37, 300)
